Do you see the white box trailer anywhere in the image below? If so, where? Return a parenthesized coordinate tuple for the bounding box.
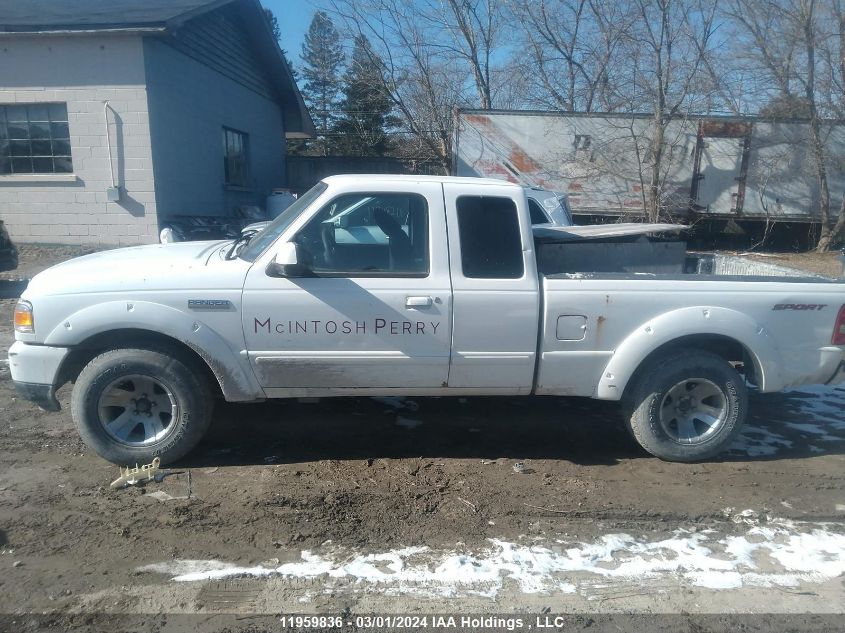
(453, 110, 845, 224)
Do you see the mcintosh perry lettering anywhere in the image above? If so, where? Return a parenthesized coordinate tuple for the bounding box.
(254, 316, 440, 336)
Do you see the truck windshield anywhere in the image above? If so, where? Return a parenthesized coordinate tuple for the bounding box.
(239, 182, 328, 262)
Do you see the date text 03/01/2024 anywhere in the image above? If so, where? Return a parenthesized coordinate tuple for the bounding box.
(277, 615, 528, 629)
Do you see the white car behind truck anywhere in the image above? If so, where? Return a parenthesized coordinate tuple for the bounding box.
(9, 175, 845, 464)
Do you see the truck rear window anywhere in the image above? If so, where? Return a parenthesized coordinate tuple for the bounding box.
(456, 196, 524, 279)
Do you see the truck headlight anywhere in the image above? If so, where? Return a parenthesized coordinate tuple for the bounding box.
(14, 300, 34, 333)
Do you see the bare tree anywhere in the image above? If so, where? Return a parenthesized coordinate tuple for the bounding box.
(328, 0, 509, 171)
(324, 0, 845, 243)
(815, 0, 845, 249)
(489, 57, 533, 109)
(621, 0, 721, 221)
(796, 0, 834, 250)
(418, 0, 502, 110)
(510, 0, 634, 112)
(728, 0, 845, 250)
(328, 0, 455, 170)
(725, 0, 800, 100)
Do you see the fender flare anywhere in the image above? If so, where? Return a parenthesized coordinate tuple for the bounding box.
(44, 300, 263, 402)
(595, 305, 783, 400)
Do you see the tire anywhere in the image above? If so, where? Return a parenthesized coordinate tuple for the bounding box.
(622, 349, 747, 462)
(71, 348, 214, 465)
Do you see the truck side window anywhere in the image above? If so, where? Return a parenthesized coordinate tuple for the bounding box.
(527, 198, 550, 224)
(456, 196, 524, 279)
(294, 192, 429, 276)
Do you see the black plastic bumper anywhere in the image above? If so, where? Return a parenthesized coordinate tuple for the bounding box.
(13, 381, 60, 412)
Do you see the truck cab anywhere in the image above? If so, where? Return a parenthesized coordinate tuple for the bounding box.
(239, 176, 540, 396)
(9, 175, 845, 465)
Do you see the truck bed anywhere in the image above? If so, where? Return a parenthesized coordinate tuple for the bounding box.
(537, 262, 845, 401)
(535, 229, 842, 282)
(543, 252, 843, 283)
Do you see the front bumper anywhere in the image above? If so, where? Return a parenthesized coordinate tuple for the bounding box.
(8, 340, 68, 411)
(13, 380, 60, 411)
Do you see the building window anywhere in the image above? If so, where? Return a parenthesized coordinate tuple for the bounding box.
(0, 103, 72, 174)
(223, 127, 249, 187)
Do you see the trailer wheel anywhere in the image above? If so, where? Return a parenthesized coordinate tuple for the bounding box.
(71, 348, 213, 465)
(622, 350, 747, 462)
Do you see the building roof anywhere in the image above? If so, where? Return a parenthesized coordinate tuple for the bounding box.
(0, 0, 315, 138)
(0, 0, 229, 32)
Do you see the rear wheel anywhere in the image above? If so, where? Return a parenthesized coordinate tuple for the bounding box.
(72, 348, 213, 464)
(622, 350, 747, 462)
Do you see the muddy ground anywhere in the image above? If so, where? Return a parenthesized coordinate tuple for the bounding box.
(0, 246, 844, 632)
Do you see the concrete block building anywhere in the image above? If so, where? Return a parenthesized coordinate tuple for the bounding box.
(0, 0, 313, 246)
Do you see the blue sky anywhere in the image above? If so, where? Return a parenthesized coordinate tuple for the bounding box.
(262, 0, 320, 67)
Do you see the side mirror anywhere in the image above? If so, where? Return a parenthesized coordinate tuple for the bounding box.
(266, 242, 309, 278)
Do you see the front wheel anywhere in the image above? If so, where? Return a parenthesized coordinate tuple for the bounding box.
(71, 348, 214, 464)
(622, 350, 747, 462)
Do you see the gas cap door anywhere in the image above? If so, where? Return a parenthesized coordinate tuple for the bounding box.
(556, 315, 588, 341)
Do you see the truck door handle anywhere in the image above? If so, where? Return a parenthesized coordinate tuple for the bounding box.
(405, 296, 433, 308)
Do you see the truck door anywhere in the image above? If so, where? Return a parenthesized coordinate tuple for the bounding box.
(443, 183, 541, 393)
(241, 182, 452, 392)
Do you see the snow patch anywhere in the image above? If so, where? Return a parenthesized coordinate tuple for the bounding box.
(784, 421, 842, 441)
(786, 387, 845, 433)
(138, 516, 845, 600)
(730, 426, 793, 457)
(729, 384, 845, 457)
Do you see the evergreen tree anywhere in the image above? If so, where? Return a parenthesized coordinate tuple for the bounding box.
(263, 8, 281, 42)
(264, 8, 307, 154)
(332, 35, 399, 156)
(299, 12, 344, 155)
(262, 9, 297, 81)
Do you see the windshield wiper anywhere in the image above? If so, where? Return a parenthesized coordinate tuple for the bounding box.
(225, 230, 258, 260)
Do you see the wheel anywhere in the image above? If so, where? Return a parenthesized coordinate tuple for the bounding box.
(622, 350, 747, 462)
(71, 348, 214, 464)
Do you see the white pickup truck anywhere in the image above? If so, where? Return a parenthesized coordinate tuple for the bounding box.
(9, 175, 845, 464)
